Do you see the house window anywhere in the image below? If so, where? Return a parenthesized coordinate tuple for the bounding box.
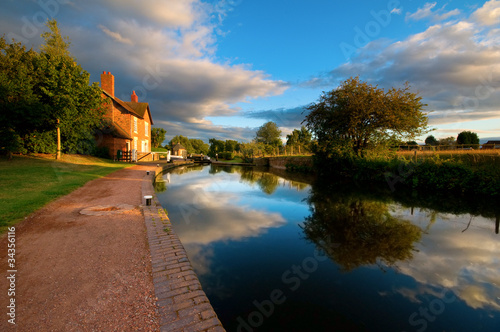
(133, 117, 138, 133)
(145, 122, 148, 136)
(133, 137, 138, 150)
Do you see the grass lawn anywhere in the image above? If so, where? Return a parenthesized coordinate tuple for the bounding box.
(0, 154, 131, 233)
(152, 147, 170, 152)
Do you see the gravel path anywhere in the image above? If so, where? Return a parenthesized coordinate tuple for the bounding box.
(0, 166, 160, 331)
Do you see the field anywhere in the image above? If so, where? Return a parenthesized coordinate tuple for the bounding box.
(396, 149, 500, 169)
(0, 154, 131, 232)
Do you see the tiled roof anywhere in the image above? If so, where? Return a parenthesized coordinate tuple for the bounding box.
(173, 142, 186, 150)
(102, 90, 154, 125)
(124, 101, 154, 125)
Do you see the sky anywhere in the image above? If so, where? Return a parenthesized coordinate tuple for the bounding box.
(2, 0, 500, 144)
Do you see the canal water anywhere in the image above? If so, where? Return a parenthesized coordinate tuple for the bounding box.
(156, 164, 500, 332)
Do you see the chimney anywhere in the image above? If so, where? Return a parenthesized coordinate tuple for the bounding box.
(100, 71, 115, 97)
(131, 90, 138, 103)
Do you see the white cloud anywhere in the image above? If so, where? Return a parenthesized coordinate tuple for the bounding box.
(30, 0, 288, 141)
(406, 2, 438, 21)
(472, 0, 500, 26)
(315, 14, 500, 127)
(100, 0, 201, 27)
(392, 208, 500, 312)
(391, 7, 402, 15)
(98, 25, 133, 45)
(406, 2, 460, 22)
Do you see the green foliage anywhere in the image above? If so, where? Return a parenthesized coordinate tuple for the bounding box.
(438, 136, 456, 146)
(224, 139, 239, 152)
(256, 121, 282, 147)
(315, 153, 500, 198)
(40, 19, 71, 58)
(0, 20, 105, 156)
(303, 189, 422, 271)
(189, 138, 209, 154)
(22, 131, 57, 154)
(208, 138, 225, 157)
(305, 77, 428, 156)
(219, 152, 234, 160)
(457, 131, 479, 148)
(151, 127, 167, 148)
(425, 135, 438, 146)
(170, 135, 193, 153)
(286, 126, 312, 154)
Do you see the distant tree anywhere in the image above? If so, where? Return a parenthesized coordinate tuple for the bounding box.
(256, 121, 282, 147)
(170, 135, 193, 153)
(151, 128, 166, 148)
(425, 135, 438, 146)
(438, 136, 456, 146)
(189, 138, 209, 154)
(224, 139, 238, 152)
(208, 138, 225, 157)
(286, 125, 312, 154)
(304, 77, 428, 157)
(457, 131, 479, 148)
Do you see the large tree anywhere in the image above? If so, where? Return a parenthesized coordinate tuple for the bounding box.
(151, 127, 167, 148)
(256, 121, 282, 147)
(1, 20, 104, 159)
(457, 131, 479, 148)
(304, 77, 428, 156)
(38, 19, 104, 158)
(425, 135, 438, 146)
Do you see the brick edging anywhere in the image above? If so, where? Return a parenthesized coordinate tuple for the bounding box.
(141, 169, 225, 332)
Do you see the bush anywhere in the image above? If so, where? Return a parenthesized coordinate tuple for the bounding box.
(219, 152, 234, 160)
(22, 131, 57, 154)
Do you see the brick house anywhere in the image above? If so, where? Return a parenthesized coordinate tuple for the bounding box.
(172, 142, 187, 158)
(98, 71, 153, 160)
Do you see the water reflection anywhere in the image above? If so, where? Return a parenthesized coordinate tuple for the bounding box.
(302, 190, 422, 271)
(155, 165, 500, 331)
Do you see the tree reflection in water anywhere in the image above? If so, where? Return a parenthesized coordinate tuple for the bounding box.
(302, 187, 422, 271)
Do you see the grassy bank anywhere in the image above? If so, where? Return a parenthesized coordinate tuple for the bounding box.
(0, 154, 131, 232)
(315, 153, 500, 197)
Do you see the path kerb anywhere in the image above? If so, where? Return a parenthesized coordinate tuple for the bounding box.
(141, 167, 225, 332)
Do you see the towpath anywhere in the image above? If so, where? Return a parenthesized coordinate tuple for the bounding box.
(0, 164, 224, 332)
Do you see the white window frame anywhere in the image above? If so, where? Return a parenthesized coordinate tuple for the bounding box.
(133, 117, 138, 133)
(133, 137, 138, 150)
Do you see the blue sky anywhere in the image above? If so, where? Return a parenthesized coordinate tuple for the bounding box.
(2, 0, 500, 143)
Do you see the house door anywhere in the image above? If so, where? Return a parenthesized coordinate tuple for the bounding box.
(126, 141, 131, 152)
